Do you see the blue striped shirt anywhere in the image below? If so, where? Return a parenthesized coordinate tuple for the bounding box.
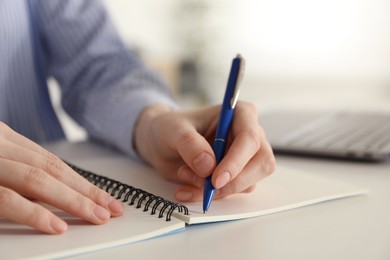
(0, 0, 176, 157)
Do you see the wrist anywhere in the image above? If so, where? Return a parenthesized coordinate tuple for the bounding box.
(133, 104, 173, 163)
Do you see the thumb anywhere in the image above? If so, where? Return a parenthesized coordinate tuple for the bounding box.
(174, 124, 216, 178)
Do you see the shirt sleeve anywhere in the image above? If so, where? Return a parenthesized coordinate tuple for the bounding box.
(36, 0, 178, 158)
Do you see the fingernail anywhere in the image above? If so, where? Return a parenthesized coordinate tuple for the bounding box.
(108, 199, 124, 214)
(178, 167, 197, 183)
(216, 172, 230, 189)
(176, 191, 193, 201)
(192, 153, 214, 176)
(94, 206, 110, 221)
(50, 218, 68, 233)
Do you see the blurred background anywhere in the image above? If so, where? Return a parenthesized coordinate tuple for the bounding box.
(53, 0, 390, 141)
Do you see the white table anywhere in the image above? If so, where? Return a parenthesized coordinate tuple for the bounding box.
(46, 141, 390, 260)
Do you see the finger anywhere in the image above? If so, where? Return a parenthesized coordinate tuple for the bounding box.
(242, 184, 257, 193)
(174, 141, 276, 202)
(0, 139, 123, 217)
(174, 140, 275, 202)
(177, 165, 203, 188)
(214, 141, 276, 199)
(174, 185, 203, 202)
(174, 184, 258, 203)
(0, 186, 67, 234)
(0, 122, 50, 157)
(0, 159, 112, 225)
(212, 126, 261, 189)
(212, 103, 262, 189)
(173, 122, 216, 177)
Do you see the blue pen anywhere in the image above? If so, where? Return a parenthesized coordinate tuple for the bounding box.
(203, 54, 246, 213)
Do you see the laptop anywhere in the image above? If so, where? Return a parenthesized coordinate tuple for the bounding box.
(259, 111, 390, 161)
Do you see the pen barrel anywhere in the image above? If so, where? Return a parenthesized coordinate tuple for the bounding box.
(213, 107, 234, 164)
(213, 139, 227, 164)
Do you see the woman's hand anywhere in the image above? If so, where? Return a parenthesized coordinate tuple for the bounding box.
(134, 101, 276, 202)
(0, 122, 124, 234)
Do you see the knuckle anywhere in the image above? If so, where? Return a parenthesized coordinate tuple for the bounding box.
(0, 187, 13, 206)
(176, 130, 198, 149)
(225, 180, 242, 195)
(243, 185, 257, 193)
(75, 192, 87, 206)
(238, 100, 257, 113)
(28, 204, 48, 226)
(244, 128, 261, 152)
(246, 101, 258, 113)
(25, 167, 47, 187)
(88, 185, 102, 201)
(163, 169, 179, 182)
(262, 154, 276, 175)
(68, 193, 91, 214)
(74, 193, 106, 222)
(227, 160, 242, 177)
(43, 152, 65, 179)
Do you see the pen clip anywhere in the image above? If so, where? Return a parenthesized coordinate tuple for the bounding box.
(230, 54, 245, 109)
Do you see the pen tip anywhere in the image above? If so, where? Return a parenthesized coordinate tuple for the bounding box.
(203, 210, 206, 214)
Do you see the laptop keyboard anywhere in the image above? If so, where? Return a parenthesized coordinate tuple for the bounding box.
(261, 112, 390, 161)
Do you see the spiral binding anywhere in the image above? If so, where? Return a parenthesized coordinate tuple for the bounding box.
(66, 162, 189, 221)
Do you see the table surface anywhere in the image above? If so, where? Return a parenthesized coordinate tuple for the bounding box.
(45, 141, 390, 260)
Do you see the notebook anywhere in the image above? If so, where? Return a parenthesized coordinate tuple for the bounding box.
(259, 110, 390, 161)
(0, 144, 368, 259)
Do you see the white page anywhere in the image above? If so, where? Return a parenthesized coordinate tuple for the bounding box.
(0, 204, 185, 260)
(69, 156, 368, 225)
(174, 165, 369, 224)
